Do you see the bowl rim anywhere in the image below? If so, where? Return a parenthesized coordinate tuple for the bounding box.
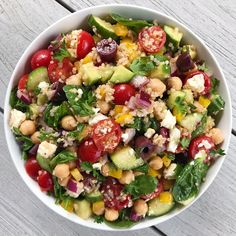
(4, 3, 232, 231)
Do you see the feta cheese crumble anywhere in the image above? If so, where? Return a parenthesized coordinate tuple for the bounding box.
(9, 109, 26, 129)
(161, 110, 176, 129)
(37, 141, 57, 158)
(88, 113, 108, 125)
(194, 150, 207, 160)
(198, 140, 212, 149)
(167, 127, 181, 152)
(144, 128, 156, 139)
(163, 163, 177, 179)
(184, 73, 205, 93)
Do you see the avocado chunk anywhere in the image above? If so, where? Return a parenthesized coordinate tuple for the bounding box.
(148, 197, 175, 216)
(164, 25, 183, 51)
(36, 154, 51, 173)
(27, 67, 49, 91)
(109, 65, 134, 84)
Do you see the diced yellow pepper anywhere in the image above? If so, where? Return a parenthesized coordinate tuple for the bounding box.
(121, 38, 133, 44)
(114, 23, 129, 37)
(148, 167, 162, 178)
(159, 192, 173, 204)
(82, 54, 93, 64)
(108, 164, 122, 179)
(115, 113, 133, 124)
(92, 201, 105, 214)
(163, 179, 174, 191)
(61, 198, 74, 213)
(198, 96, 211, 108)
(71, 168, 83, 181)
(173, 106, 185, 122)
(114, 105, 124, 115)
(162, 155, 171, 168)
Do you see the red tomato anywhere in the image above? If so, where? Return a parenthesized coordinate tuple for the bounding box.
(31, 49, 52, 70)
(77, 138, 102, 163)
(101, 177, 132, 210)
(189, 135, 215, 159)
(18, 74, 29, 90)
(48, 58, 73, 83)
(113, 84, 136, 105)
(141, 179, 163, 200)
(76, 31, 95, 59)
(92, 119, 121, 153)
(185, 71, 211, 95)
(37, 170, 53, 192)
(138, 26, 166, 53)
(25, 157, 41, 180)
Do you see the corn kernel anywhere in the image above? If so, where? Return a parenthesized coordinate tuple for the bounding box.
(115, 113, 133, 124)
(173, 106, 185, 122)
(148, 167, 161, 178)
(159, 192, 173, 204)
(114, 23, 129, 37)
(114, 105, 124, 114)
(198, 96, 211, 108)
(61, 198, 74, 212)
(108, 165, 122, 179)
(163, 179, 174, 191)
(162, 155, 171, 168)
(92, 201, 105, 214)
(71, 168, 83, 181)
(82, 54, 93, 64)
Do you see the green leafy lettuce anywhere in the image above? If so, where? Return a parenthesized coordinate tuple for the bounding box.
(10, 88, 29, 113)
(50, 150, 77, 169)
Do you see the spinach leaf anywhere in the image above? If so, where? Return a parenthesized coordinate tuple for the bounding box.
(44, 101, 71, 128)
(111, 13, 153, 32)
(80, 161, 105, 181)
(172, 158, 208, 203)
(50, 150, 76, 169)
(53, 39, 71, 61)
(67, 123, 86, 141)
(10, 88, 29, 113)
(191, 113, 207, 139)
(124, 175, 158, 198)
(63, 85, 96, 116)
(133, 163, 149, 174)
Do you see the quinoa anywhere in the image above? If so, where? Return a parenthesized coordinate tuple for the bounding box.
(95, 84, 114, 103)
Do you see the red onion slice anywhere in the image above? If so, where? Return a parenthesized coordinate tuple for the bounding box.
(130, 210, 143, 222)
(67, 179, 78, 193)
(28, 144, 39, 156)
(17, 90, 32, 104)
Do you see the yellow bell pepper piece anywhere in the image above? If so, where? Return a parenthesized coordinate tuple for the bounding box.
(148, 167, 161, 178)
(173, 106, 185, 122)
(108, 164, 122, 179)
(159, 192, 173, 204)
(114, 23, 129, 37)
(121, 38, 133, 44)
(162, 155, 171, 168)
(198, 96, 211, 108)
(114, 105, 124, 115)
(71, 168, 83, 181)
(61, 198, 74, 213)
(115, 113, 133, 124)
(82, 54, 93, 64)
(92, 201, 105, 213)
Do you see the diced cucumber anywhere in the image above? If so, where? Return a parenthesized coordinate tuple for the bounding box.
(180, 113, 203, 132)
(182, 45, 197, 59)
(109, 65, 134, 84)
(28, 104, 40, 119)
(150, 62, 170, 80)
(36, 154, 51, 173)
(110, 146, 144, 170)
(88, 15, 119, 40)
(167, 90, 186, 109)
(164, 25, 183, 51)
(182, 89, 194, 104)
(208, 94, 225, 115)
(148, 197, 175, 216)
(178, 195, 195, 205)
(27, 67, 49, 91)
(85, 190, 103, 203)
(74, 199, 92, 219)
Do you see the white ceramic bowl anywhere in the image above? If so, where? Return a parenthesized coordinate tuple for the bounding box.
(4, 4, 232, 231)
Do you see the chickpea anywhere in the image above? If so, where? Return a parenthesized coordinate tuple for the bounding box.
(92, 201, 105, 216)
(104, 208, 119, 221)
(101, 163, 110, 177)
(147, 79, 166, 97)
(58, 175, 70, 187)
(19, 120, 36, 136)
(97, 100, 110, 114)
(31, 131, 41, 144)
(133, 199, 148, 216)
(53, 164, 70, 179)
(149, 156, 163, 170)
(167, 77, 182, 91)
(119, 170, 135, 184)
(61, 115, 77, 131)
(207, 128, 224, 145)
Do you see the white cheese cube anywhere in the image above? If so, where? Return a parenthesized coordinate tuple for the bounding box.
(161, 110, 176, 129)
(144, 128, 156, 139)
(167, 127, 181, 152)
(37, 141, 57, 158)
(9, 109, 26, 129)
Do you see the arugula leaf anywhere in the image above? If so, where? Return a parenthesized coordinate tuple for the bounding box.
(180, 137, 191, 149)
(210, 148, 226, 156)
(44, 101, 72, 128)
(53, 176, 66, 204)
(191, 113, 207, 139)
(124, 175, 158, 199)
(53, 40, 71, 61)
(39, 129, 58, 142)
(133, 163, 149, 174)
(210, 78, 220, 94)
(80, 162, 105, 181)
(111, 13, 153, 32)
(50, 150, 76, 169)
(10, 88, 29, 113)
(94, 215, 104, 224)
(63, 85, 96, 116)
(67, 124, 86, 141)
(197, 62, 208, 72)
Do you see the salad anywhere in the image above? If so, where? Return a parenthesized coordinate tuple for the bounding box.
(9, 13, 225, 227)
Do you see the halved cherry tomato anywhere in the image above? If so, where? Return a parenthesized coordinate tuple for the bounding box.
(31, 49, 52, 70)
(48, 58, 73, 83)
(101, 177, 132, 210)
(113, 83, 136, 105)
(25, 157, 41, 180)
(37, 170, 53, 192)
(138, 26, 166, 53)
(76, 31, 95, 60)
(92, 119, 121, 153)
(141, 179, 163, 200)
(185, 71, 211, 95)
(189, 135, 215, 159)
(77, 138, 102, 163)
(18, 74, 29, 90)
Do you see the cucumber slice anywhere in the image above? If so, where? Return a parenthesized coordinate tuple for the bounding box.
(164, 25, 183, 51)
(74, 200, 92, 219)
(85, 190, 103, 203)
(88, 15, 119, 40)
(167, 90, 186, 109)
(27, 67, 49, 91)
(179, 113, 203, 132)
(36, 154, 51, 173)
(148, 197, 175, 216)
(110, 146, 144, 170)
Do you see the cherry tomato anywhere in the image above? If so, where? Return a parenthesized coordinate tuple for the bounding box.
(185, 71, 211, 95)
(101, 177, 132, 210)
(189, 135, 215, 159)
(138, 26, 166, 53)
(141, 180, 163, 200)
(31, 49, 51, 70)
(92, 119, 121, 153)
(18, 74, 29, 90)
(37, 170, 53, 192)
(77, 138, 102, 163)
(76, 31, 95, 60)
(48, 58, 73, 83)
(113, 83, 136, 105)
(25, 157, 41, 180)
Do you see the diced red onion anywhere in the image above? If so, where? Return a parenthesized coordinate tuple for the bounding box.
(28, 144, 39, 156)
(130, 75, 149, 89)
(127, 92, 151, 110)
(17, 90, 32, 104)
(130, 210, 143, 222)
(127, 96, 137, 110)
(67, 179, 78, 193)
(48, 34, 63, 51)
